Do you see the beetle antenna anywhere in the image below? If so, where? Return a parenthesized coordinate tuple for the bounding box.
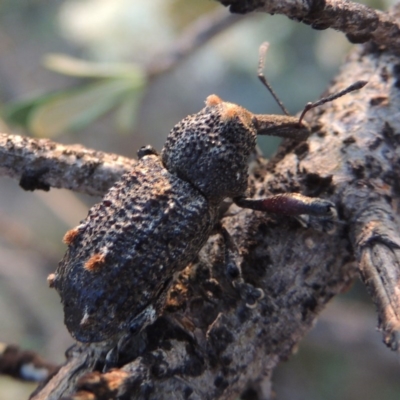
(258, 42, 290, 116)
(298, 80, 368, 124)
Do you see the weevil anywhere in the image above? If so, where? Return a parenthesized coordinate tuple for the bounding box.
(49, 43, 366, 343)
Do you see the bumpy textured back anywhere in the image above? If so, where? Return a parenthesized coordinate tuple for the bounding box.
(161, 96, 257, 204)
(54, 155, 217, 342)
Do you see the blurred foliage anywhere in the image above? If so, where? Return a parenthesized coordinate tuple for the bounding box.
(0, 0, 349, 139)
(166, 0, 219, 29)
(3, 55, 146, 137)
(0, 0, 396, 139)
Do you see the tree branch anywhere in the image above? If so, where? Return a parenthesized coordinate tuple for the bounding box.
(0, 343, 58, 382)
(29, 29, 400, 400)
(219, 0, 400, 50)
(0, 133, 136, 196)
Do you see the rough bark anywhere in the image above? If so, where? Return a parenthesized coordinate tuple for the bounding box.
(219, 0, 400, 50)
(0, 133, 136, 196)
(0, 343, 58, 382)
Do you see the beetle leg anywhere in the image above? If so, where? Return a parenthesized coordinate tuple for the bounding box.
(128, 304, 157, 335)
(220, 227, 264, 308)
(234, 193, 337, 233)
(234, 193, 336, 217)
(102, 305, 158, 372)
(137, 145, 158, 159)
(103, 345, 119, 372)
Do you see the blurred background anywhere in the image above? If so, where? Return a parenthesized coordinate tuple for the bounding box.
(0, 0, 399, 399)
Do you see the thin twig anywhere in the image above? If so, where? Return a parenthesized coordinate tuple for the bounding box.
(0, 343, 59, 382)
(146, 8, 245, 78)
(0, 133, 136, 197)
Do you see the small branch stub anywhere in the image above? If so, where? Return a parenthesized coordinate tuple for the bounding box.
(0, 133, 136, 196)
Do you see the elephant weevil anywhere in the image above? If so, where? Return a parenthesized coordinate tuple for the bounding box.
(48, 43, 366, 343)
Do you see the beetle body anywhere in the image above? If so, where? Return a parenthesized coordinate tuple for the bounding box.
(49, 36, 367, 343)
(53, 96, 260, 342)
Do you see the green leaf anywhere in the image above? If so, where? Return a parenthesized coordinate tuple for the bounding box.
(114, 88, 145, 133)
(44, 53, 145, 81)
(29, 78, 144, 137)
(3, 92, 61, 128)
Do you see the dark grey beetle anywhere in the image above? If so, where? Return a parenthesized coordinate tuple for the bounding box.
(48, 45, 366, 343)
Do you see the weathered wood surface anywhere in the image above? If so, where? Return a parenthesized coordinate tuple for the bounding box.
(0, 133, 136, 196)
(220, 0, 400, 50)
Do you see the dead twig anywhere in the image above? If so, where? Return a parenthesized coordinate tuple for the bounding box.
(0, 133, 136, 196)
(146, 8, 245, 78)
(0, 343, 58, 382)
(219, 0, 400, 50)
